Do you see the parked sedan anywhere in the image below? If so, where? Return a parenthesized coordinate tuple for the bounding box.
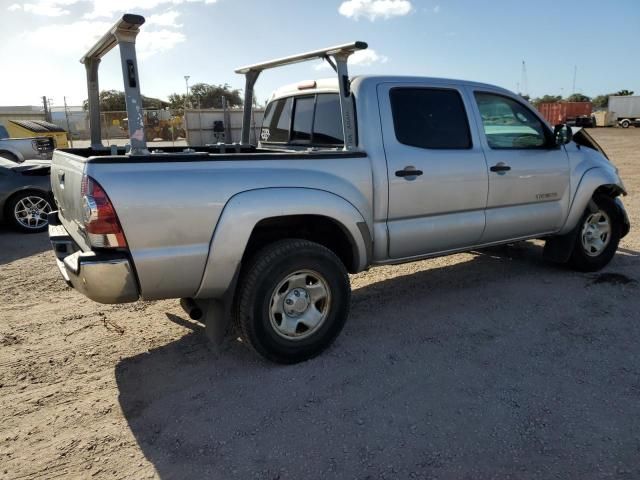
(0, 156, 52, 233)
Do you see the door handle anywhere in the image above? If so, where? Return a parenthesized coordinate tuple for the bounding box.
(395, 167, 423, 178)
(490, 163, 511, 173)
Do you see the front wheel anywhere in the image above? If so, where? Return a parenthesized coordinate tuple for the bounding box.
(620, 119, 631, 128)
(568, 195, 621, 272)
(235, 239, 351, 364)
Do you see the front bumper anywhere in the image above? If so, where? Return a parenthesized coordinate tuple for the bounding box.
(49, 212, 139, 304)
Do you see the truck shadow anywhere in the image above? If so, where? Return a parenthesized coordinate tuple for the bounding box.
(0, 225, 50, 265)
(115, 242, 640, 479)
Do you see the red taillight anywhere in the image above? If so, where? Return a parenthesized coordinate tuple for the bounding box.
(81, 175, 127, 248)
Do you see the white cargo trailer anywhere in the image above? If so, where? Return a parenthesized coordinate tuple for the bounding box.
(608, 96, 640, 128)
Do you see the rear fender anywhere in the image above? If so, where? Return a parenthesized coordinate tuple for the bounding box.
(559, 167, 626, 235)
(195, 188, 370, 299)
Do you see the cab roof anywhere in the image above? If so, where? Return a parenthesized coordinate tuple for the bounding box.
(269, 75, 515, 102)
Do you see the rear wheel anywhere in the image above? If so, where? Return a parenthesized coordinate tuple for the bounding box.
(568, 195, 621, 272)
(620, 119, 631, 128)
(235, 239, 350, 364)
(6, 191, 52, 233)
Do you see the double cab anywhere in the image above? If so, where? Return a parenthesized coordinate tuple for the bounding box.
(49, 15, 629, 363)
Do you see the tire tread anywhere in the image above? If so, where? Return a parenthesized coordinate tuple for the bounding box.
(234, 239, 349, 363)
(568, 195, 621, 272)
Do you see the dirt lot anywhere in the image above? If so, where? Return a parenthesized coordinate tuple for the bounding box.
(1, 129, 639, 479)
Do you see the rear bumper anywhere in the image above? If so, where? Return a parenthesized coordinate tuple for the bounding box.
(48, 212, 139, 304)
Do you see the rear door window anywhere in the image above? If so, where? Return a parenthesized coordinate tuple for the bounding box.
(389, 88, 472, 149)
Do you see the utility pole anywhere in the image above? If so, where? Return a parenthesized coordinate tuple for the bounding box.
(222, 95, 231, 141)
(183, 75, 190, 144)
(520, 60, 529, 98)
(42, 96, 51, 122)
(572, 65, 577, 95)
(184, 75, 190, 110)
(63, 96, 73, 147)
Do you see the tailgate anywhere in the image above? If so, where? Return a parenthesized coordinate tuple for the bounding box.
(50, 150, 91, 251)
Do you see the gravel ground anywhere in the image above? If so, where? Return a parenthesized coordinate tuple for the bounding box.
(1, 129, 639, 480)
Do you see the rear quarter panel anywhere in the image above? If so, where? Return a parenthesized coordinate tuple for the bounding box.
(85, 156, 373, 300)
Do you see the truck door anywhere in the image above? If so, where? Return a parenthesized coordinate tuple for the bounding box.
(470, 91, 570, 242)
(378, 83, 489, 259)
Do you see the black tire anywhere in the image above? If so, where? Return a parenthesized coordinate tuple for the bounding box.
(620, 120, 630, 129)
(234, 239, 350, 364)
(568, 195, 621, 272)
(6, 190, 52, 233)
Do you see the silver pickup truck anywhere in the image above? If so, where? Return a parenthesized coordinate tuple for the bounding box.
(49, 15, 630, 363)
(0, 125, 55, 162)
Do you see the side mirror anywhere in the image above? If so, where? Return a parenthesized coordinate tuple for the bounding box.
(554, 123, 573, 145)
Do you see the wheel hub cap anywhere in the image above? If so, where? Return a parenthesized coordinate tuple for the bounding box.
(283, 288, 310, 316)
(269, 270, 331, 340)
(14, 196, 51, 229)
(581, 209, 611, 257)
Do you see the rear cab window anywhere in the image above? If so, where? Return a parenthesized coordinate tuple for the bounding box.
(261, 93, 344, 147)
(261, 97, 292, 143)
(291, 96, 314, 143)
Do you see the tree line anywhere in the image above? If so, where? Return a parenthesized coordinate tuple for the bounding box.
(83, 83, 243, 113)
(83, 86, 636, 112)
(529, 89, 634, 108)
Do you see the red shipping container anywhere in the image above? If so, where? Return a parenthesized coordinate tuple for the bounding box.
(536, 102, 592, 125)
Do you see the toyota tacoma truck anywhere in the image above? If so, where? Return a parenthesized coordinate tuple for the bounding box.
(49, 15, 630, 363)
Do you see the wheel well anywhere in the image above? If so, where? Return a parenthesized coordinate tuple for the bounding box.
(0, 150, 19, 162)
(243, 215, 358, 273)
(594, 184, 624, 198)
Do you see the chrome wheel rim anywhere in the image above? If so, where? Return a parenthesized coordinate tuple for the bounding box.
(269, 270, 331, 341)
(14, 195, 51, 230)
(581, 210, 611, 257)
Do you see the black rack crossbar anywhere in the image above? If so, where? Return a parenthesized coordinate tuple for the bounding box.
(80, 14, 145, 63)
(235, 41, 368, 150)
(235, 41, 367, 74)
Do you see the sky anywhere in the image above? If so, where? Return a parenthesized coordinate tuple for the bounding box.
(0, 0, 638, 109)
